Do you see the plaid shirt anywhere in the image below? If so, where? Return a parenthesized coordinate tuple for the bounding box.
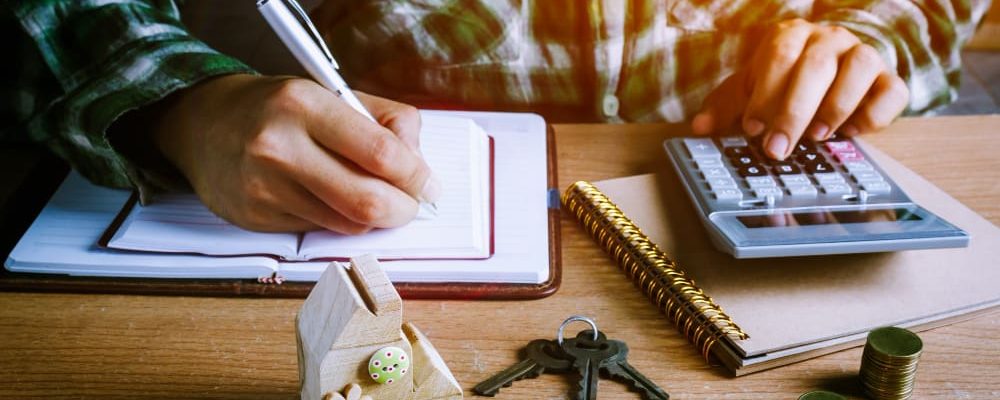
(2, 1, 254, 196)
(320, 0, 991, 122)
(4, 0, 991, 193)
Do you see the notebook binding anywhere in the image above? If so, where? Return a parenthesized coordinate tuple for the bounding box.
(562, 181, 748, 361)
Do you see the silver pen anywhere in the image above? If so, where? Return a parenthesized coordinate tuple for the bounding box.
(257, 0, 439, 215)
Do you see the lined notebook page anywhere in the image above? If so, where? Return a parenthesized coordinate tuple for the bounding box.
(299, 115, 491, 260)
(106, 114, 491, 261)
(108, 194, 299, 258)
(279, 110, 550, 284)
(5, 172, 277, 278)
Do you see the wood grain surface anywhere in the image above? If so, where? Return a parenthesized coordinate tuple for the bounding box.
(2, 115, 999, 399)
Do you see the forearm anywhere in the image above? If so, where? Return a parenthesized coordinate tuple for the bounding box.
(813, 0, 992, 114)
(6, 1, 254, 199)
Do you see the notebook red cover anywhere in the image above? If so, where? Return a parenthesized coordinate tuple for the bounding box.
(0, 129, 561, 300)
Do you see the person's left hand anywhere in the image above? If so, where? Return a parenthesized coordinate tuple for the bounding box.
(691, 19, 910, 160)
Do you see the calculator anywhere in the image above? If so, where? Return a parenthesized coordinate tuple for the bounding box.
(663, 135, 969, 258)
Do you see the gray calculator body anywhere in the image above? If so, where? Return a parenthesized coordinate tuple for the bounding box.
(663, 136, 969, 258)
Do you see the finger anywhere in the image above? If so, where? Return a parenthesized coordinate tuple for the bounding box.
(808, 44, 883, 141)
(355, 91, 423, 152)
(742, 19, 814, 138)
(764, 27, 859, 159)
(692, 70, 751, 136)
(307, 94, 434, 202)
(274, 179, 373, 235)
(285, 134, 420, 228)
(234, 209, 319, 233)
(842, 72, 909, 135)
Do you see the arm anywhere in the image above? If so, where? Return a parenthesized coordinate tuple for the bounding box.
(6, 0, 255, 196)
(813, 0, 992, 113)
(692, 0, 991, 159)
(7, 1, 437, 233)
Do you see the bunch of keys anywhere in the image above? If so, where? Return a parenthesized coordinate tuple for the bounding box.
(473, 316, 670, 399)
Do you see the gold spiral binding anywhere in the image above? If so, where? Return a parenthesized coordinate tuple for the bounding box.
(562, 180, 748, 361)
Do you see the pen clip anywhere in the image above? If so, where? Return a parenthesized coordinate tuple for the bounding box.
(280, 0, 339, 69)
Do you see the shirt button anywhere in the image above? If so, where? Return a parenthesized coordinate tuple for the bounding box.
(602, 94, 620, 118)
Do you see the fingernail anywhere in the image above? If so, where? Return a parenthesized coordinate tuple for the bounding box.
(840, 124, 859, 137)
(419, 174, 442, 204)
(766, 132, 790, 160)
(744, 119, 765, 136)
(807, 122, 830, 141)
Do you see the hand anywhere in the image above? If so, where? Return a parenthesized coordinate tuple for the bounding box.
(691, 19, 909, 160)
(153, 74, 439, 233)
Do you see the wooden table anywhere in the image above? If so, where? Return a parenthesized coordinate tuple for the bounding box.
(2, 115, 998, 399)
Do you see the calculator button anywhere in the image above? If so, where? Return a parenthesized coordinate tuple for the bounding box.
(773, 162, 802, 175)
(795, 152, 826, 164)
(695, 158, 724, 169)
(780, 174, 811, 186)
(719, 136, 748, 147)
(844, 160, 874, 172)
(805, 161, 835, 174)
(825, 141, 856, 153)
(707, 177, 738, 190)
(732, 155, 759, 167)
(793, 142, 816, 153)
(702, 167, 731, 178)
(724, 146, 752, 158)
(834, 151, 864, 163)
(746, 176, 778, 188)
(813, 172, 845, 183)
(822, 183, 853, 195)
(852, 170, 884, 182)
(787, 185, 819, 197)
(738, 165, 768, 177)
(753, 187, 785, 199)
(860, 181, 892, 194)
(714, 188, 744, 201)
(684, 138, 722, 159)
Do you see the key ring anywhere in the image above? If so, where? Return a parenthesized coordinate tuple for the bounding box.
(557, 315, 599, 345)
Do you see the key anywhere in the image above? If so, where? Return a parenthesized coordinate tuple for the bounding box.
(773, 162, 801, 175)
(560, 330, 619, 400)
(561, 330, 670, 400)
(795, 152, 825, 164)
(738, 164, 767, 177)
(793, 141, 816, 153)
(473, 338, 574, 396)
(600, 340, 670, 400)
(724, 146, 751, 158)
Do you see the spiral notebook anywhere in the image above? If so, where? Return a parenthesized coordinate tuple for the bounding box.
(561, 140, 1000, 375)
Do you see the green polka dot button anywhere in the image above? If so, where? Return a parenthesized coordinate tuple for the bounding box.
(368, 346, 410, 384)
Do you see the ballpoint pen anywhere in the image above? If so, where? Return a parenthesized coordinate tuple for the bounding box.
(257, 0, 439, 215)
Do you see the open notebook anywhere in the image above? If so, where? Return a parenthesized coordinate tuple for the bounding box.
(570, 139, 1000, 375)
(103, 115, 493, 261)
(4, 111, 553, 286)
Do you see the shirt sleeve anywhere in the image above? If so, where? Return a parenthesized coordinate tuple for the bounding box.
(6, 0, 256, 197)
(812, 0, 993, 114)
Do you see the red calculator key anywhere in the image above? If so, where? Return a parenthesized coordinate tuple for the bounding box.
(825, 141, 855, 153)
(834, 151, 864, 163)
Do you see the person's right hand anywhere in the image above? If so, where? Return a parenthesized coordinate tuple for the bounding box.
(152, 74, 439, 234)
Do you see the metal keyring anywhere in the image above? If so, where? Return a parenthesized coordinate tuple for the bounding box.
(556, 315, 599, 345)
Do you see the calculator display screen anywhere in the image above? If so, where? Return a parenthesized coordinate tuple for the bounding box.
(736, 208, 923, 229)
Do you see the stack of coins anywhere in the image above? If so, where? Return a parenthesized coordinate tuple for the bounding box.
(859, 326, 923, 399)
(798, 390, 846, 400)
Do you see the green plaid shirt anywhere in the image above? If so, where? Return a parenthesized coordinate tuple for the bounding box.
(2, 1, 254, 195)
(322, 0, 991, 122)
(3, 0, 991, 194)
